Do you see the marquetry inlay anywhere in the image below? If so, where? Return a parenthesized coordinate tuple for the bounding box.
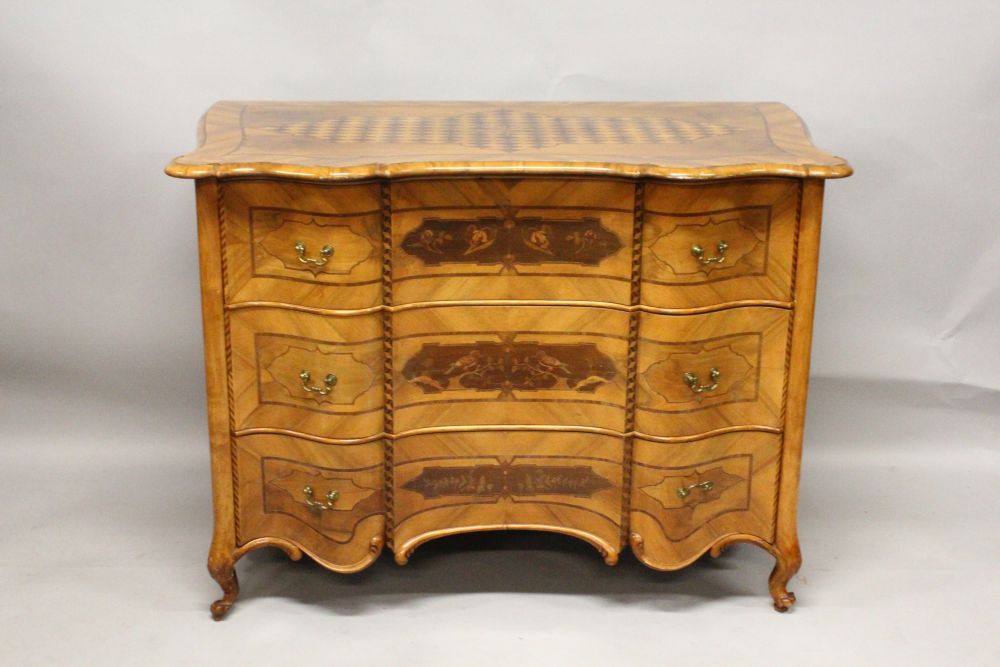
(403, 462, 614, 500)
(171, 101, 850, 617)
(401, 216, 623, 267)
(401, 339, 618, 396)
(259, 108, 739, 152)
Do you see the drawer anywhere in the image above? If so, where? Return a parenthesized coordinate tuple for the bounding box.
(629, 431, 779, 569)
(640, 179, 799, 309)
(221, 180, 382, 310)
(235, 434, 385, 571)
(393, 429, 624, 563)
(229, 309, 383, 438)
(391, 178, 634, 305)
(393, 305, 629, 432)
(635, 307, 789, 437)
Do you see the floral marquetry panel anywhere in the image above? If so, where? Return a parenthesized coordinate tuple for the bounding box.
(400, 341, 617, 395)
(392, 305, 630, 432)
(393, 429, 625, 564)
(391, 178, 634, 304)
(403, 463, 613, 500)
(400, 216, 623, 267)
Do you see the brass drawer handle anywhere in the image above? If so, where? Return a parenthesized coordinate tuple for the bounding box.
(691, 240, 728, 265)
(302, 485, 339, 511)
(300, 369, 337, 395)
(683, 368, 720, 393)
(677, 480, 714, 499)
(295, 241, 333, 266)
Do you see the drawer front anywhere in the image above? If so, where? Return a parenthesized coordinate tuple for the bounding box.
(393, 430, 624, 562)
(635, 307, 789, 437)
(391, 178, 634, 305)
(229, 309, 383, 438)
(640, 179, 799, 309)
(629, 431, 779, 569)
(222, 180, 382, 310)
(393, 305, 629, 432)
(235, 434, 384, 571)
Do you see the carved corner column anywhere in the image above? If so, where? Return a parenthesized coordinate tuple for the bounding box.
(769, 178, 824, 611)
(195, 178, 242, 619)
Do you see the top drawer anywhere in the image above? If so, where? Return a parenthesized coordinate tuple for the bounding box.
(391, 178, 634, 305)
(640, 179, 800, 309)
(221, 180, 383, 310)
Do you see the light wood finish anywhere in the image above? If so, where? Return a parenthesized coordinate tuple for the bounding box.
(170, 101, 849, 618)
(392, 305, 630, 432)
(235, 434, 384, 572)
(629, 431, 780, 569)
(221, 180, 382, 310)
(166, 101, 852, 181)
(641, 179, 799, 309)
(228, 309, 383, 438)
(391, 178, 634, 305)
(393, 430, 624, 565)
(195, 179, 240, 620)
(635, 307, 790, 436)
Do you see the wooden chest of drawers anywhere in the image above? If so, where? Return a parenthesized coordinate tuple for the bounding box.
(166, 101, 851, 618)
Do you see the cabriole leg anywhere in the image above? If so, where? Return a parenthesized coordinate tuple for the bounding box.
(768, 547, 802, 612)
(208, 559, 239, 620)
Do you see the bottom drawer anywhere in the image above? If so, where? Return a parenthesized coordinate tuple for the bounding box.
(235, 434, 385, 571)
(393, 430, 625, 564)
(629, 431, 780, 569)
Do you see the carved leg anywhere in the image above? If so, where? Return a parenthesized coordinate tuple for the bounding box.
(768, 547, 802, 613)
(208, 561, 239, 621)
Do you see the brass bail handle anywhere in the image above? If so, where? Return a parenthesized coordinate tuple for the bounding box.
(691, 240, 728, 265)
(303, 485, 339, 511)
(295, 241, 333, 266)
(677, 480, 714, 499)
(300, 370, 337, 395)
(683, 368, 721, 393)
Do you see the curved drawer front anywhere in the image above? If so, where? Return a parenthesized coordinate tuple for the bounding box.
(640, 179, 799, 309)
(235, 434, 384, 571)
(393, 305, 629, 432)
(222, 180, 382, 310)
(391, 178, 634, 305)
(393, 430, 624, 562)
(629, 431, 779, 569)
(229, 309, 384, 438)
(635, 307, 789, 437)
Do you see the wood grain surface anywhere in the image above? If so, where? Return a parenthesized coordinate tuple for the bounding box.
(629, 431, 780, 569)
(393, 429, 624, 565)
(166, 101, 852, 181)
(235, 434, 384, 572)
(635, 307, 790, 436)
(174, 101, 847, 617)
(640, 179, 799, 309)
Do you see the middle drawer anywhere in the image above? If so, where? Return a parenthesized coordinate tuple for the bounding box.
(393, 305, 630, 433)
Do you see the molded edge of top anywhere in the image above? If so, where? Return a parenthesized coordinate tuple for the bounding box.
(165, 101, 853, 182)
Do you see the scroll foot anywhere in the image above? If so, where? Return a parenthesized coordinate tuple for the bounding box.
(209, 565, 239, 621)
(768, 549, 801, 613)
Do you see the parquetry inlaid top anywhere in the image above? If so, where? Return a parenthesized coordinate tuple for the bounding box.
(165, 101, 852, 181)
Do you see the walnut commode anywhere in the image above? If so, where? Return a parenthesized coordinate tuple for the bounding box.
(166, 101, 851, 618)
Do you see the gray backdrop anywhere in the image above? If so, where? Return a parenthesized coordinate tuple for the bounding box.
(2, 1, 998, 665)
